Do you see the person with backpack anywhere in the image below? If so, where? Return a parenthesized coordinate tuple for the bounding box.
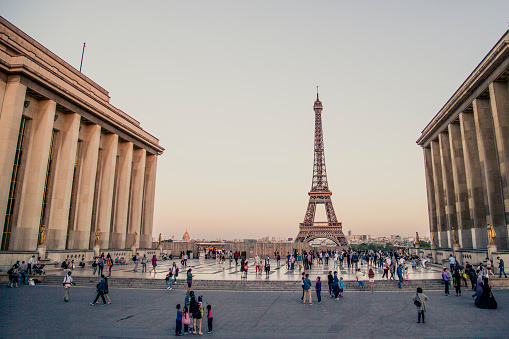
(412, 287, 428, 323)
(107, 257, 113, 277)
(62, 271, 75, 302)
(90, 275, 107, 306)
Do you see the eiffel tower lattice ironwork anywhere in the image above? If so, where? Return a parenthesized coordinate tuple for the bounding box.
(295, 90, 348, 247)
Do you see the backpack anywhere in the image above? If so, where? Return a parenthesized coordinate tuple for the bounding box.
(132, 255, 136, 261)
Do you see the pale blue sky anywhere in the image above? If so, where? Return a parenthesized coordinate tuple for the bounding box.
(2, 1, 509, 240)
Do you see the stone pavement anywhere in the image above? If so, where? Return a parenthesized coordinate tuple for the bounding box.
(50, 257, 444, 281)
(1, 284, 508, 338)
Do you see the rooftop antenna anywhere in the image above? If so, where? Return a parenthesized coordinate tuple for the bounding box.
(79, 42, 86, 72)
(316, 85, 319, 100)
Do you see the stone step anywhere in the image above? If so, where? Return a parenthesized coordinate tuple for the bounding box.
(40, 275, 445, 291)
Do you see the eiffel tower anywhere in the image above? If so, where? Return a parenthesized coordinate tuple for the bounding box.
(295, 89, 348, 247)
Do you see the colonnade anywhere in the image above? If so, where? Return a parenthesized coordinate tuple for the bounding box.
(0, 76, 159, 252)
(422, 80, 509, 250)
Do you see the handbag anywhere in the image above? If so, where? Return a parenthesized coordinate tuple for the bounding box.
(414, 299, 421, 307)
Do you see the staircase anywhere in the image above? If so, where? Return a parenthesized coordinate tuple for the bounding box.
(39, 275, 445, 292)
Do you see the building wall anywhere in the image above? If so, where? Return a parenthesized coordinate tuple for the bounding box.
(0, 17, 163, 255)
(417, 30, 509, 250)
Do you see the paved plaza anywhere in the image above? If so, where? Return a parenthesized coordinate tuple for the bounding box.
(49, 257, 444, 281)
(1, 283, 508, 338)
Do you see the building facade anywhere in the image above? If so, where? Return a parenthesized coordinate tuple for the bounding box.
(0, 17, 163, 259)
(417, 30, 509, 251)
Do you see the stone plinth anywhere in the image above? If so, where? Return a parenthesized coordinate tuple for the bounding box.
(37, 245, 46, 260)
(488, 244, 497, 260)
(93, 245, 100, 258)
(431, 245, 437, 263)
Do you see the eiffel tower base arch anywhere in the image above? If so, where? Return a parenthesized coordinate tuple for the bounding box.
(295, 224, 349, 247)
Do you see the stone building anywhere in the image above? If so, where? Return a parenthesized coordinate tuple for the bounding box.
(0, 17, 163, 261)
(417, 30, 509, 251)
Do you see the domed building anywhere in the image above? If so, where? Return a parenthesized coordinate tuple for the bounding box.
(183, 229, 190, 242)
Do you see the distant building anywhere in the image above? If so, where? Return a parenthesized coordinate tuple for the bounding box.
(183, 229, 190, 242)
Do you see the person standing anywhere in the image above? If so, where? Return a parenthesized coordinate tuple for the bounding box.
(412, 287, 428, 323)
(315, 276, 322, 304)
(264, 255, 271, 278)
(327, 271, 334, 298)
(382, 261, 389, 280)
(28, 255, 35, 275)
(175, 304, 183, 336)
(303, 273, 312, 305)
(19, 261, 28, 285)
(186, 268, 194, 295)
(442, 268, 451, 296)
(141, 254, 148, 273)
(356, 268, 365, 291)
(497, 257, 507, 278)
(62, 271, 74, 302)
(107, 257, 113, 277)
(90, 275, 107, 305)
(453, 269, 462, 296)
(368, 268, 375, 292)
(448, 255, 456, 272)
(92, 258, 98, 275)
(133, 253, 140, 272)
(98, 258, 105, 276)
(149, 255, 157, 274)
(206, 304, 213, 334)
(166, 269, 173, 290)
(397, 264, 403, 289)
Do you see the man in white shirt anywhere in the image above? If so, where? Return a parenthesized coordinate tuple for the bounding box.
(63, 271, 74, 302)
(448, 255, 456, 271)
(28, 255, 35, 275)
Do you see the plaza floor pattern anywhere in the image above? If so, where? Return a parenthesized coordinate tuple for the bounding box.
(52, 257, 444, 281)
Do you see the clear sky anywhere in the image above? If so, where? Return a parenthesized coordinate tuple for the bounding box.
(2, 1, 509, 241)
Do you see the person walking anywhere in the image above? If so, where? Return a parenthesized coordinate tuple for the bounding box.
(315, 276, 322, 304)
(486, 258, 493, 277)
(412, 287, 428, 323)
(442, 268, 451, 296)
(141, 254, 148, 273)
(133, 253, 140, 272)
(104, 276, 111, 304)
(497, 257, 507, 278)
(90, 275, 107, 306)
(62, 271, 74, 302)
(149, 255, 157, 274)
(303, 273, 312, 305)
(368, 268, 375, 292)
(382, 262, 389, 280)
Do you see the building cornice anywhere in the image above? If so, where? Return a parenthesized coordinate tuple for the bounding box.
(0, 16, 164, 155)
(417, 31, 509, 148)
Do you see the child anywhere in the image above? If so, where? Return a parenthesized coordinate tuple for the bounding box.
(339, 277, 344, 298)
(175, 304, 182, 336)
(206, 304, 213, 333)
(315, 276, 322, 303)
(182, 306, 191, 335)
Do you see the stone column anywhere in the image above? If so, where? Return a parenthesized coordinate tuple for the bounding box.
(439, 131, 458, 248)
(46, 112, 80, 250)
(140, 154, 158, 249)
(109, 141, 133, 249)
(10, 100, 56, 251)
(90, 133, 118, 249)
(473, 98, 507, 250)
(68, 123, 101, 249)
(460, 111, 488, 249)
(431, 140, 447, 247)
(125, 148, 146, 249)
(489, 81, 509, 250)
(0, 77, 26, 240)
(423, 147, 438, 242)
(449, 123, 472, 248)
